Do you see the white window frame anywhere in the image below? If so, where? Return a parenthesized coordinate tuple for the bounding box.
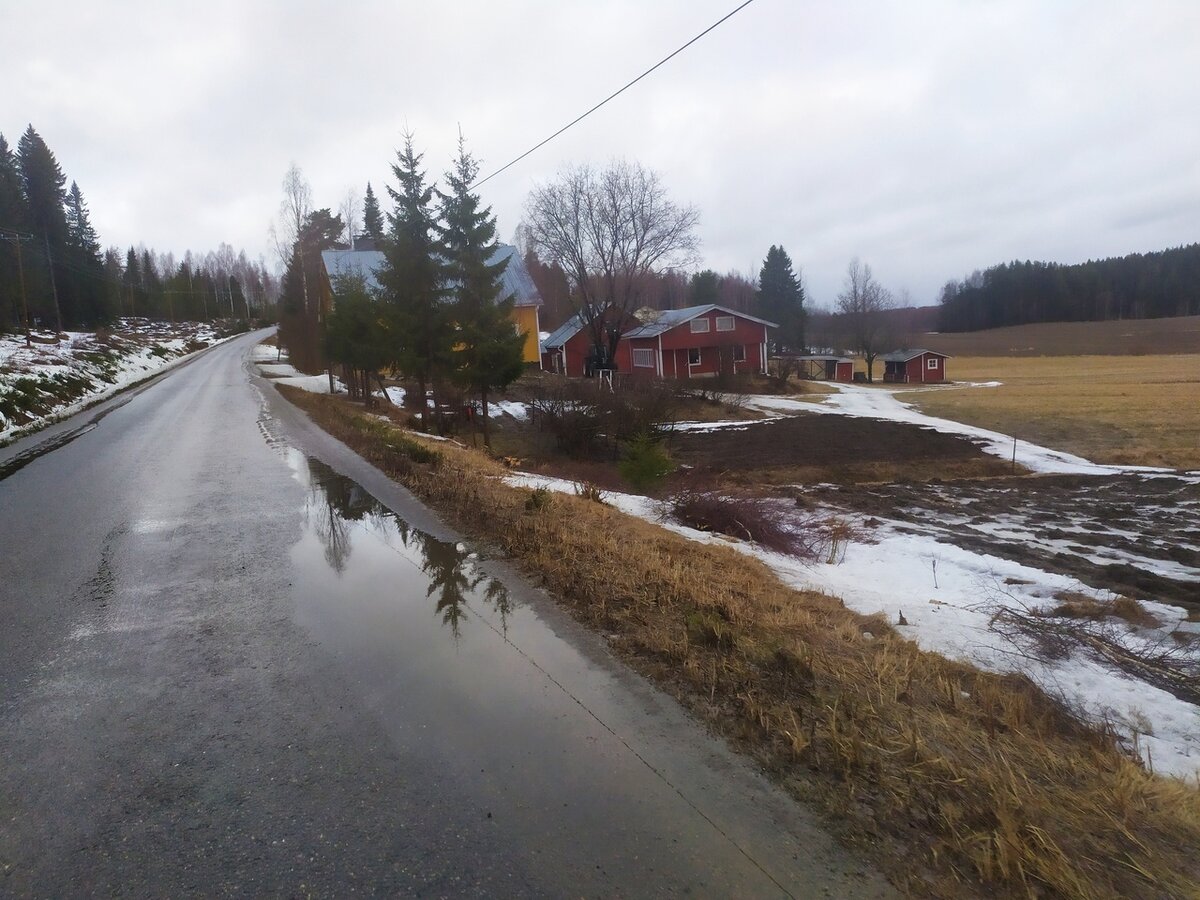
(688, 347, 701, 366)
(927, 357, 939, 369)
(689, 317, 710, 333)
(632, 348, 656, 368)
(715, 315, 735, 332)
(732, 344, 746, 362)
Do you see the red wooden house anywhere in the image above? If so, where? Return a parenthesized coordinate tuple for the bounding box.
(881, 349, 950, 383)
(539, 307, 638, 377)
(614, 305, 776, 379)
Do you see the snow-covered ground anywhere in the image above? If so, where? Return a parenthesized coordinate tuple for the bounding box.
(502, 470, 1200, 780)
(253, 356, 345, 395)
(0, 320, 227, 444)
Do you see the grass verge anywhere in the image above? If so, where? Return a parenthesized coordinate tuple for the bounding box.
(278, 385, 1200, 899)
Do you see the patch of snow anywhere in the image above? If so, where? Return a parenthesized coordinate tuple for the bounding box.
(384, 386, 406, 406)
(256, 363, 298, 378)
(274, 373, 345, 395)
(491, 400, 529, 420)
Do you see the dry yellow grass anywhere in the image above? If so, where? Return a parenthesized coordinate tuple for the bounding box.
(907, 355, 1200, 469)
(280, 385, 1200, 900)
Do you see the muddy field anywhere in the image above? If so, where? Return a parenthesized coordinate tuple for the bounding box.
(669, 414, 1016, 482)
(803, 474, 1200, 612)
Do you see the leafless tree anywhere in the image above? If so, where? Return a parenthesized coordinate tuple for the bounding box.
(271, 163, 313, 312)
(836, 257, 894, 382)
(339, 189, 360, 250)
(523, 160, 699, 366)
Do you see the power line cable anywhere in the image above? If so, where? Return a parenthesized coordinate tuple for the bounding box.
(471, 0, 758, 189)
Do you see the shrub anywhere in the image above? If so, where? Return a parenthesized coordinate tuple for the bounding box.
(670, 489, 817, 558)
(618, 432, 675, 492)
(573, 480, 607, 504)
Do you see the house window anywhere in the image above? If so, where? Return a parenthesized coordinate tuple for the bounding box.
(716, 316, 735, 332)
(632, 348, 656, 368)
(688, 348, 701, 365)
(733, 344, 746, 362)
(690, 318, 710, 333)
(927, 357, 939, 369)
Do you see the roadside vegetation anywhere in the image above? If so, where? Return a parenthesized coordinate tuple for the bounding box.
(908, 355, 1200, 469)
(0, 318, 244, 443)
(278, 384, 1200, 900)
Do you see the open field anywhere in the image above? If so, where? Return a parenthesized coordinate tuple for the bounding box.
(920, 315, 1200, 357)
(277, 384, 1200, 900)
(908, 355, 1200, 469)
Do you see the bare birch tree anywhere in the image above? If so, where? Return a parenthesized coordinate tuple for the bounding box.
(271, 163, 313, 312)
(339, 189, 360, 251)
(836, 257, 894, 382)
(522, 160, 699, 367)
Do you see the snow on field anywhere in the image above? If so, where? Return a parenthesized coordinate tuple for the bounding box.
(1, 321, 225, 444)
(502, 470, 1200, 779)
(746, 383, 1180, 476)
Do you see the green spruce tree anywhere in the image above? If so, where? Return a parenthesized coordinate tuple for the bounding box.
(377, 133, 450, 431)
(64, 181, 110, 324)
(17, 126, 69, 329)
(437, 133, 526, 447)
(756, 245, 806, 352)
(123, 246, 142, 317)
(0, 134, 30, 331)
(362, 182, 384, 243)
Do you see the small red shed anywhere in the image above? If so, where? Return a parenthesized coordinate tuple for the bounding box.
(786, 354, 855, 383)
(614, 305, 776, 379)
(881, 349, 950, 384)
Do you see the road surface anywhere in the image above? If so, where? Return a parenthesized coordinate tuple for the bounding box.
(0, 330, 895, 898)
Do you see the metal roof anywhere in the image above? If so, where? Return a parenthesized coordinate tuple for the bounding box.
(540, 312, 587, 350)
(881, 348, 952, 362)
(321, 243, 543, 307)
(621, 304, 778, 339)
(322, 249, 385, 293)
(781, 354, 854, 363)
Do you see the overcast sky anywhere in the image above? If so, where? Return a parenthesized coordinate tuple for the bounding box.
(5, 0, 1198, 306)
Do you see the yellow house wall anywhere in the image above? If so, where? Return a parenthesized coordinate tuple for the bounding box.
(511, 305, 542, 364)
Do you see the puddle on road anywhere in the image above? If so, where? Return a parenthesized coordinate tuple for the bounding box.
(287, 450, 513, 643)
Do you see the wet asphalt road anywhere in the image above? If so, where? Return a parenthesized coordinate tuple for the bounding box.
(0, 331, 895, 898)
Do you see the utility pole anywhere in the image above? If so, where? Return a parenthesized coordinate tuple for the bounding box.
(0, 229, 33, 345)
(42, 233, 63, 333)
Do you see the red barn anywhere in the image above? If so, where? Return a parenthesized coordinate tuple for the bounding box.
(881, 349, 950, 383)
(614, 305, 776, 379)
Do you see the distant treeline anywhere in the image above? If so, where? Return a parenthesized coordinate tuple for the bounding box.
(937, 243, 1200, 332)
(1, 124, 276, 332)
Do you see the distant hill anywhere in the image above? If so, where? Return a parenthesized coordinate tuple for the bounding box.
(937, 243, 1200, 332)
(919, 315, 1200, 357)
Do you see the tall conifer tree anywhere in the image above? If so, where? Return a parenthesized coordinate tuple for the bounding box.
(362, 182, 384, 243)
(0, 134, 29, 330)
(377, 133, 449, 431)
(756, 245, 806, 352)
(437, 133, 525, 447)
(17, 127, 69, 328)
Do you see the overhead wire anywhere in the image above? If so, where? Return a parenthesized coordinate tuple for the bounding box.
(471, 0, 758, 189)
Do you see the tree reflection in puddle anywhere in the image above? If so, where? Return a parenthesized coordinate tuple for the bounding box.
(300, 455, 511, 638)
